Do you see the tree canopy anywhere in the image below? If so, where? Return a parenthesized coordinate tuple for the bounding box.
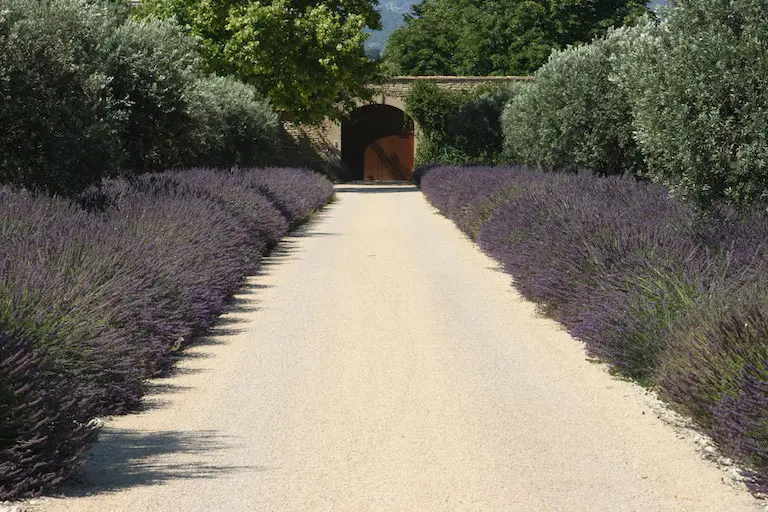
(136, 0, 382, 123)
(384, 0, 650, 76)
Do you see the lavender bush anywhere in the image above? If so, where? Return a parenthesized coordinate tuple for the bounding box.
(0, 168, 332, 499)
(419, 165, 529, 238)
(658, 273, 768, 491)
(422, 165, 768, 489)
(164, 170, 289, 250)
(0, 328, 98, 500)
(236, 167, 334, 225)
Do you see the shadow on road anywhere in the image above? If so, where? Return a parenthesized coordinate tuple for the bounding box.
(335, 185, 417, 194)
(60, 429, 263, 497)
(48, 204, 336, 499)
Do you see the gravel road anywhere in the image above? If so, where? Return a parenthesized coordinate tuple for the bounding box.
(30, 185, 763, 511)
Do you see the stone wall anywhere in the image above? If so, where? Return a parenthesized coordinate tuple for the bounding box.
(372, 76, 531, 100)
(278, 76, 531, 176)
(278, 121, 340, 169)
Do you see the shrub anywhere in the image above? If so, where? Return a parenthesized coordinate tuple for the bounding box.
(101, 18, 202, 173)
(615, 0, 768, 208)
(0, 184, 255, 412)
(405, 81, 466, 165)
(0, 1, 281, 193)
(164, 169, 289, 249)
(0, 0, 125, 194)
(405, 81, 523, 166)
(656, 281, 768, 492)
(420, 165, 527, 238)
(411, 163, 443, 187)
(475, 171, 708, 380)
(450, 86, 522, 164)
(0, 328, 98, 500)
(0, 191, 143, 413)
(655, 211, 768, 490)
(184, 76, 280, 168)
(1, 169, 332, 408)
(235, 167, 335, 225)
(502, 24, 651, 175)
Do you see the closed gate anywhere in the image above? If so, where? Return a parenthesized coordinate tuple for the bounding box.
(363, 133, 415, 181)
(342, 104, 415, 181)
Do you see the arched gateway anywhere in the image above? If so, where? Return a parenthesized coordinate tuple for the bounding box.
(279, 76, 529, 181)
(341, 104, 414, 181)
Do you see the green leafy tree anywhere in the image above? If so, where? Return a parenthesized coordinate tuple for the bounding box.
(385, 0, 649, 76)
(382, 0, 460, 75)
(136, 0, 382, 123)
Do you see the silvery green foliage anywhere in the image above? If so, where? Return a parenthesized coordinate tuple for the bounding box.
(614, 0, 768, 208)
(0, 0, 126, 194)
(185, 76, 279, 168)
(101, 18, 203, 172)
(0, 0, 280, 193)
(502, 23, 651, 176)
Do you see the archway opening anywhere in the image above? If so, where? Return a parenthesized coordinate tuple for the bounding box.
(341, 104, 414, 181)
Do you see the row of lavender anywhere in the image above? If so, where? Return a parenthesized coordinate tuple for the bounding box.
(0, 168, 333, 500)
(421, 165, 768, 492)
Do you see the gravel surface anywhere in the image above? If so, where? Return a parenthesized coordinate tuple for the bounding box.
(29, 184, 764, 511)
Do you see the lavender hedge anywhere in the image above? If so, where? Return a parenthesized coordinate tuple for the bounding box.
(0, 328, 97, 499)
(237, 167, 335, 226)
(0, 168, 332, 500)
(421, 166, 768, 490)
(419, 165, 527, 238)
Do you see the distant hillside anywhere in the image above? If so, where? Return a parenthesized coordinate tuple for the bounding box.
(364, 1, 419, 58)
(364, 0, 669, 58)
